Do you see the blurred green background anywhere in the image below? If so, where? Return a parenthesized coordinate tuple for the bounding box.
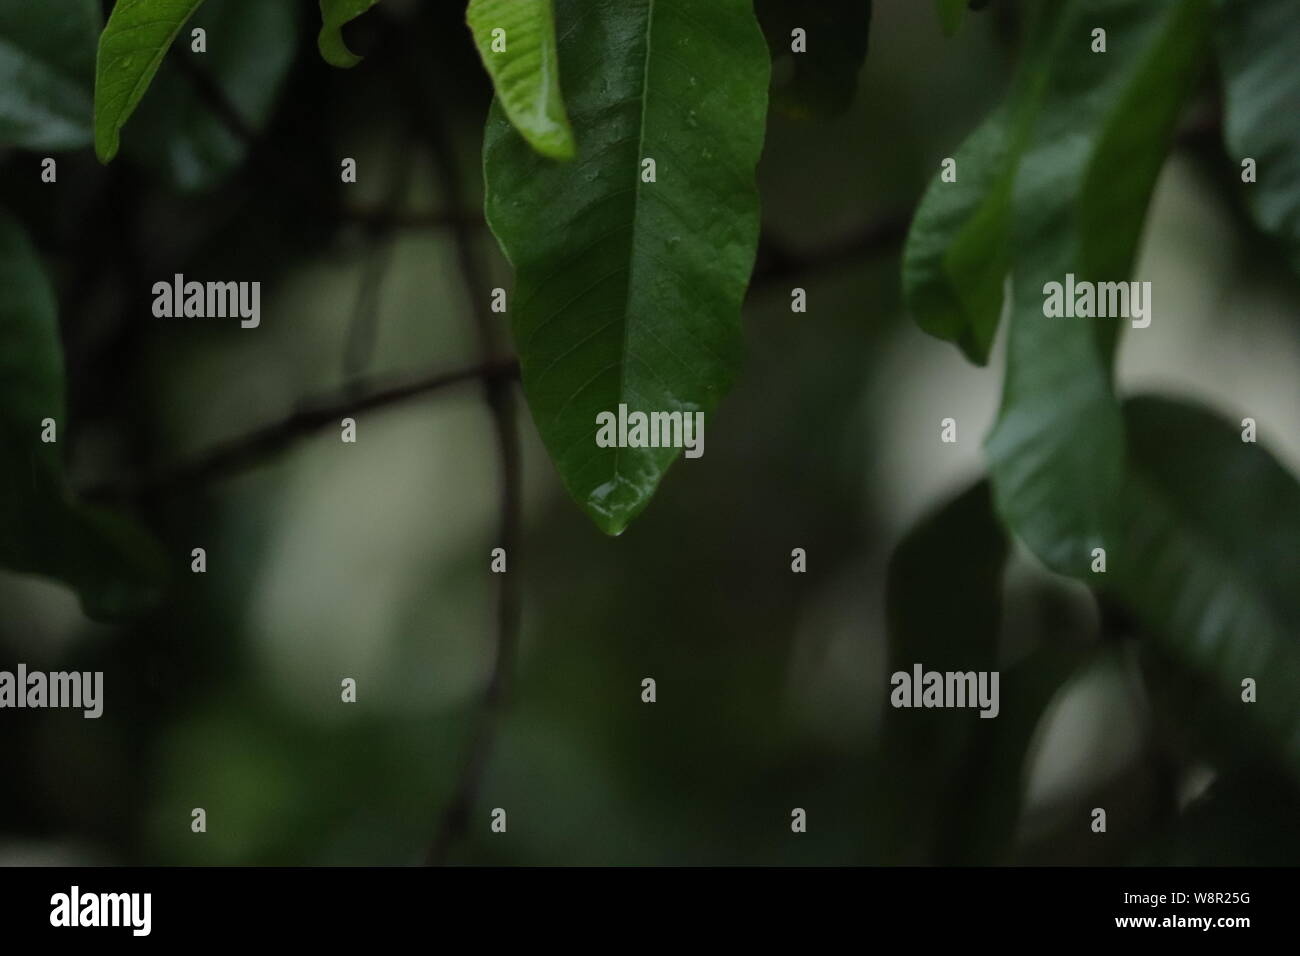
(1, 0, 1298, 865)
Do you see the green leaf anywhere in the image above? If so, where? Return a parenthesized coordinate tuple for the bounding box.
(902, 106, 1014, 366)
(94, 0, 207, 163)
(1106, 396, 1300, 782)
(468, 0, 574, 160)
(755, 0, 872, 119)
(1216, 0, 1300, 270)
(0, 0, 99, 149)
(887, 482, 1008, 696)
(936, 0, 965, 37)
(906, 0, 1212, 570)
(902, 4, 1075, 366)
(0, 210, 164, 620)
(882, 481, 1008, 861)
(121, 0, 299, 192)
(984, 0, 1212, 574)
(318, 0, 380, 69)
(883, 480, 1086, 863)
(483, 0, 770, 535)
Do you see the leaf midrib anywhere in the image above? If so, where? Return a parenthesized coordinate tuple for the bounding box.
(609, 0, 658, 498)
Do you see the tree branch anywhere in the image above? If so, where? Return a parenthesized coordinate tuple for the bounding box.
(81, 358, 519, 501)
(77, 203, 911, 510)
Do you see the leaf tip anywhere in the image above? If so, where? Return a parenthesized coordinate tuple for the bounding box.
(318, 30, 364, 68)
(539, 135, 577, 162)
(582, 478, 647, 537)
(588, 507, 631, 538)
(94, 133, 119, 165)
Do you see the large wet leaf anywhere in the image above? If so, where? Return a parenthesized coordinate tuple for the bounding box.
(484, 0, 770, 535)
(1107, 396, 1300, 782)
(468, 0, 574, 160)
(1216, 0, 1300, 270)
(94, 0, 207, 163)
(755, 0, 872, 119)
(984, 0, 1212, 574)
(0, 0, 99, 149)
(0, 211, 164, 619)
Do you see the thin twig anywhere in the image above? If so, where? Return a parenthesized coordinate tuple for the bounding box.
(171, 48, 314, 209)
(172, 52, 257, 145)
(342, 131, 418, 382)
(408, 59, 524, 866)
(81, 359, 519, 502)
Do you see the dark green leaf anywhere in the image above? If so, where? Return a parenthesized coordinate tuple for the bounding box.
(121, 0, 299, 192)
(1106, 396, 1300, 782)
(0, 0, 99, 149)
(886, 482, 1007, 694)
(483, 0, 770, 535)
(0, 210, 164, 620)
(94, 0, 206, 163)
(902, 3, 1074, 366)
(902, 106, 1015, 366)
(883, 480, 1085, 863)
(756, 0, 871, 119)
(1217, 0, 1300, 270)
(318, 0, 380, 69)
(984, 0, 1212, 574)
(468, 0, 574, 160)
(882, 481, 1008, 861)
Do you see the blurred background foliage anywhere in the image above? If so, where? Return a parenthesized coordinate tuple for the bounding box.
(0, 0, 1298, 865)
